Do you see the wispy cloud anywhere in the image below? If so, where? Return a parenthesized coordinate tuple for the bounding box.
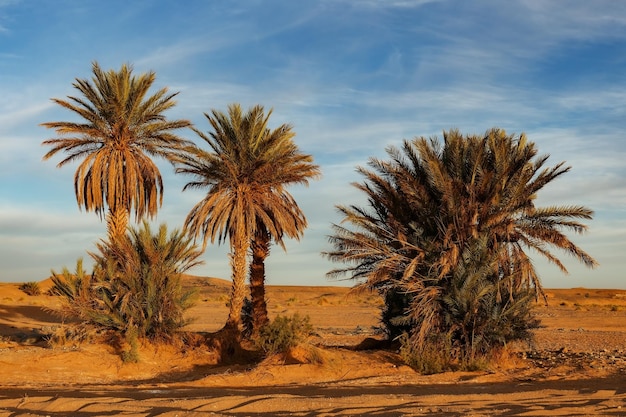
(0, 102, 53, 132)
(328, 0, 443, 8)
(135, 36, 236, 71)
(521, 0, 626, 41)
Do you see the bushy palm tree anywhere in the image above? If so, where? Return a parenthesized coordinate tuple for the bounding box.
(174, 104, 319, 334)
(90, 221, 202, 340)
(50, 221, 202, 341)
(42, 62, 192, 240)
(326, 128, 597, 353)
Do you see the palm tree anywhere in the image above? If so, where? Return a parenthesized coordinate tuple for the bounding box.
(326, 128, 597, 347)
(174, 104, 319, 333)
(248, 136, 320, 334)
(42, 62, 192, 240)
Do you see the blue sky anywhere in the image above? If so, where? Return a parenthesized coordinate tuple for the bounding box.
(1, 0, 625, 288)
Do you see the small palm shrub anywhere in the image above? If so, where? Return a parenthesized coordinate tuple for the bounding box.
(90, 221, 202, 340)
(255, 313, 314, 355)
(49, 258, 98, 320)
(50, 222, 203, 345)
(438, 239, 539, 357)
(18, 281, 42, 296)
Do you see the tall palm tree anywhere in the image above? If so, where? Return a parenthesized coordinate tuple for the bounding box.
(174, 104, 319, 333)
(42, 62, 192, 240)
(326, 128, 597, 344)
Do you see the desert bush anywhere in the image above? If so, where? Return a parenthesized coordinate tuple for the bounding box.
(255, 313, 314, 355)
(43, 324, 98, 347)
(377, 242, 540, 374)
(89, 221, 202, 340)
(397, 239, 540, 371)
(437, 240, 539, 358)
(18, 281, 41, 296)
(50, 222, 203, 344)
(48, 258, 98, 321)
(398, 333, 451, 374)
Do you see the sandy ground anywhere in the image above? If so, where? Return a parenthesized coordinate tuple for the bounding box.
(0, 277, 625, 416)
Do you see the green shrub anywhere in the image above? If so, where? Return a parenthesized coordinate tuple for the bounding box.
(19, 281, 41, 296)
(397, 239, 539, 374)
(121, 326, 140, 363)
(255, 313, 314, 355)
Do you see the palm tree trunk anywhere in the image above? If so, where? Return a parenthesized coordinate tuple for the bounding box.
(106, 206, 129, 242)
(250, 227, 271, 335)
(225, 231, 249, 331)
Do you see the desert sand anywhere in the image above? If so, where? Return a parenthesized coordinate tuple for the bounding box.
(0, 277, 625, 416)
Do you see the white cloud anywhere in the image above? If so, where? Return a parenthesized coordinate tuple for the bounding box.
(0, 102, 53, 132)
(521, 0, 626, 41)
(327, 0, 443, 8)
(135, 38, 230, 71)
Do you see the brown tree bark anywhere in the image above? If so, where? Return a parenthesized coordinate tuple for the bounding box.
(106, 205, 129, 242)
(250, 227, 271, 336)
(225, 231, 249, 333)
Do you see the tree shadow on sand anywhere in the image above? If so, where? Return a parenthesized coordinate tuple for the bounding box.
(0, 304, 64, 344)
(0, 374, 624, 416)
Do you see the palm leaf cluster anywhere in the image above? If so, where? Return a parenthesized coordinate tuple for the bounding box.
(49, 258, 99, 321)
(326, 129, 597, 356)
(50, 222, 202, 341)
(41, 62, 192, 239)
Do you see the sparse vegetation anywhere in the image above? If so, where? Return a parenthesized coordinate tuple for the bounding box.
(255, 313, 314, 355)
(18, 282, 41, 296)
